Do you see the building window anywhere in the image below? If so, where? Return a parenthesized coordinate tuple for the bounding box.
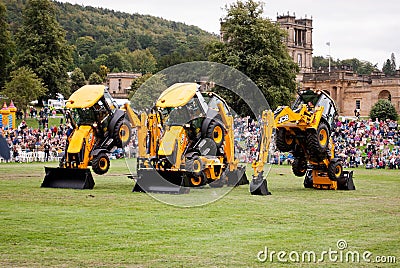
(118, 79, 121, 90)
(355, 100, 361, 109)
(297, 54, 302, 67)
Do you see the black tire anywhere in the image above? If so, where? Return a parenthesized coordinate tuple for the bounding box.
(206, 120, 224, 148)
(292, 157, 307, 177)
(114, 118, 132, 148)
(328, 158, 343, 181)
(92, 153, 110, 175)
(303, 170, 313, 188)
(276, 128, 294, 152)
(185, 155, 204, 176)
(306, 121, 330, 155)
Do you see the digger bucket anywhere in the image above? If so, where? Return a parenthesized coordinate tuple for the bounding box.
(250, 172, 271, 195)
(41, 167, 95, 189)
(132, 169, 189, 194)
(226, 166, 249, 186)
(337, 170, 356, 190)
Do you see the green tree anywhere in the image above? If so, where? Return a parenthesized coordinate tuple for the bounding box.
(3, 67, 47, 118)
(208, 0, 299, 114)
(127, 34, 141, 51)
(0, 2, 14, 89)
(129, 73, 166, 111)
(88, 72, 102, 84)
(129, 73, 153, 95)
(14, 0, 72, 99)
(127, 49, 157, 74)
(107, 52, 130, 72)
(94, 54, 109, 67)
(80, 59, 99, 79)
(70, 67, 86, 92)
(98, 65, 110, 82)
(339, 58, 377, 75)
(391, 53, 396, 72)
(382, 53, 396, 76)
(76, 36, 96, 58)
(369, 99, 398, 121)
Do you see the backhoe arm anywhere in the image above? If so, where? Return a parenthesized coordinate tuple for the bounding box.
(249, 110, 275, 195)
(251, 110, 275, 177)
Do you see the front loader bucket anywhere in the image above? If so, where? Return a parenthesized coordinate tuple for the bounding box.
(250, 172, 271, 195)
(227, 166, 249, 186)
(133, 169, 189, 194)
(41, 167, 95, 189)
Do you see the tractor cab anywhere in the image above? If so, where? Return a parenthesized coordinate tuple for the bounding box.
(67, 85, 118, 138)
(291, 89, 338, 131)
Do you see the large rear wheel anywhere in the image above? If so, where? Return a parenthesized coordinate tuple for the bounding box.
(306, 121, 329, 156)
(206, 120, 224, 148)
(92, 153, 110, 175)
(114, 118, 132, 147)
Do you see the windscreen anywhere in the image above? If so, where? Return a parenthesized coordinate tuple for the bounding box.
(165, 97, 204, 126)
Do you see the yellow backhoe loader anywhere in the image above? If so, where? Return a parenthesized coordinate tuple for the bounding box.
(41, 85, 139, 189)
(131, 83, 249, 194)
(273, 89, 355, 192)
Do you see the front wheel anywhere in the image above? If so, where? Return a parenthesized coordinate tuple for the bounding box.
(92, 153, 110, 175)
(276, 128, 294, 152)
(187, 172, 206, 187)
(292, 157, 307, 177)
(328, 158, 343, 181)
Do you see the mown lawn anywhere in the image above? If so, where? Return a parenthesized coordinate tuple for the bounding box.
(0, 160, 399, 267)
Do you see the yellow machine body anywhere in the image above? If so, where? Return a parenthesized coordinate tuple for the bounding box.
(42, 85, 141, 189)
(65, 125, 96, 169)
(66, 85, 105, 109)
(157, 125, 189, 169)
(133, 83, 250, 193)
(272, 90, 355, 191)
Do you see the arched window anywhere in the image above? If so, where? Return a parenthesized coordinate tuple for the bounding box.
(378, 90, 391, 101)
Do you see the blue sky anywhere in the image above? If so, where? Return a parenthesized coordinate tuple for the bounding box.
(56, 0, 400, 68)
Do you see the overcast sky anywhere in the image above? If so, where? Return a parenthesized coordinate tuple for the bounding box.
(56, 0, 400, 68)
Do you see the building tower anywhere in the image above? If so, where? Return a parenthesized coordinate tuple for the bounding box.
(276, 13, 313, 74)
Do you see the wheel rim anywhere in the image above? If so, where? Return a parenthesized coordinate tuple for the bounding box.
(190, 176, 202, 186)
(319, 128, 328, 146)
(119, 124, 130, 143)
(335, 165, 342, 177)
(213, 125, 223, 144)
(99, 158, 108, 170)
(193, 159, 202, 173)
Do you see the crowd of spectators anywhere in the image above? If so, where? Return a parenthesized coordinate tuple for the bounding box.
(233, 115, 400, 170)
(1, 109, 400, 171)
(0, 107, 71, 162)
(332, 118, 400, 169)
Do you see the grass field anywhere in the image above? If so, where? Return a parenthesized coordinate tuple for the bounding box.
(0, 160, 399, 267)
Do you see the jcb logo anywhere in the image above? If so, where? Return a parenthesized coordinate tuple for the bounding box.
(278, 114, 289, 124)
